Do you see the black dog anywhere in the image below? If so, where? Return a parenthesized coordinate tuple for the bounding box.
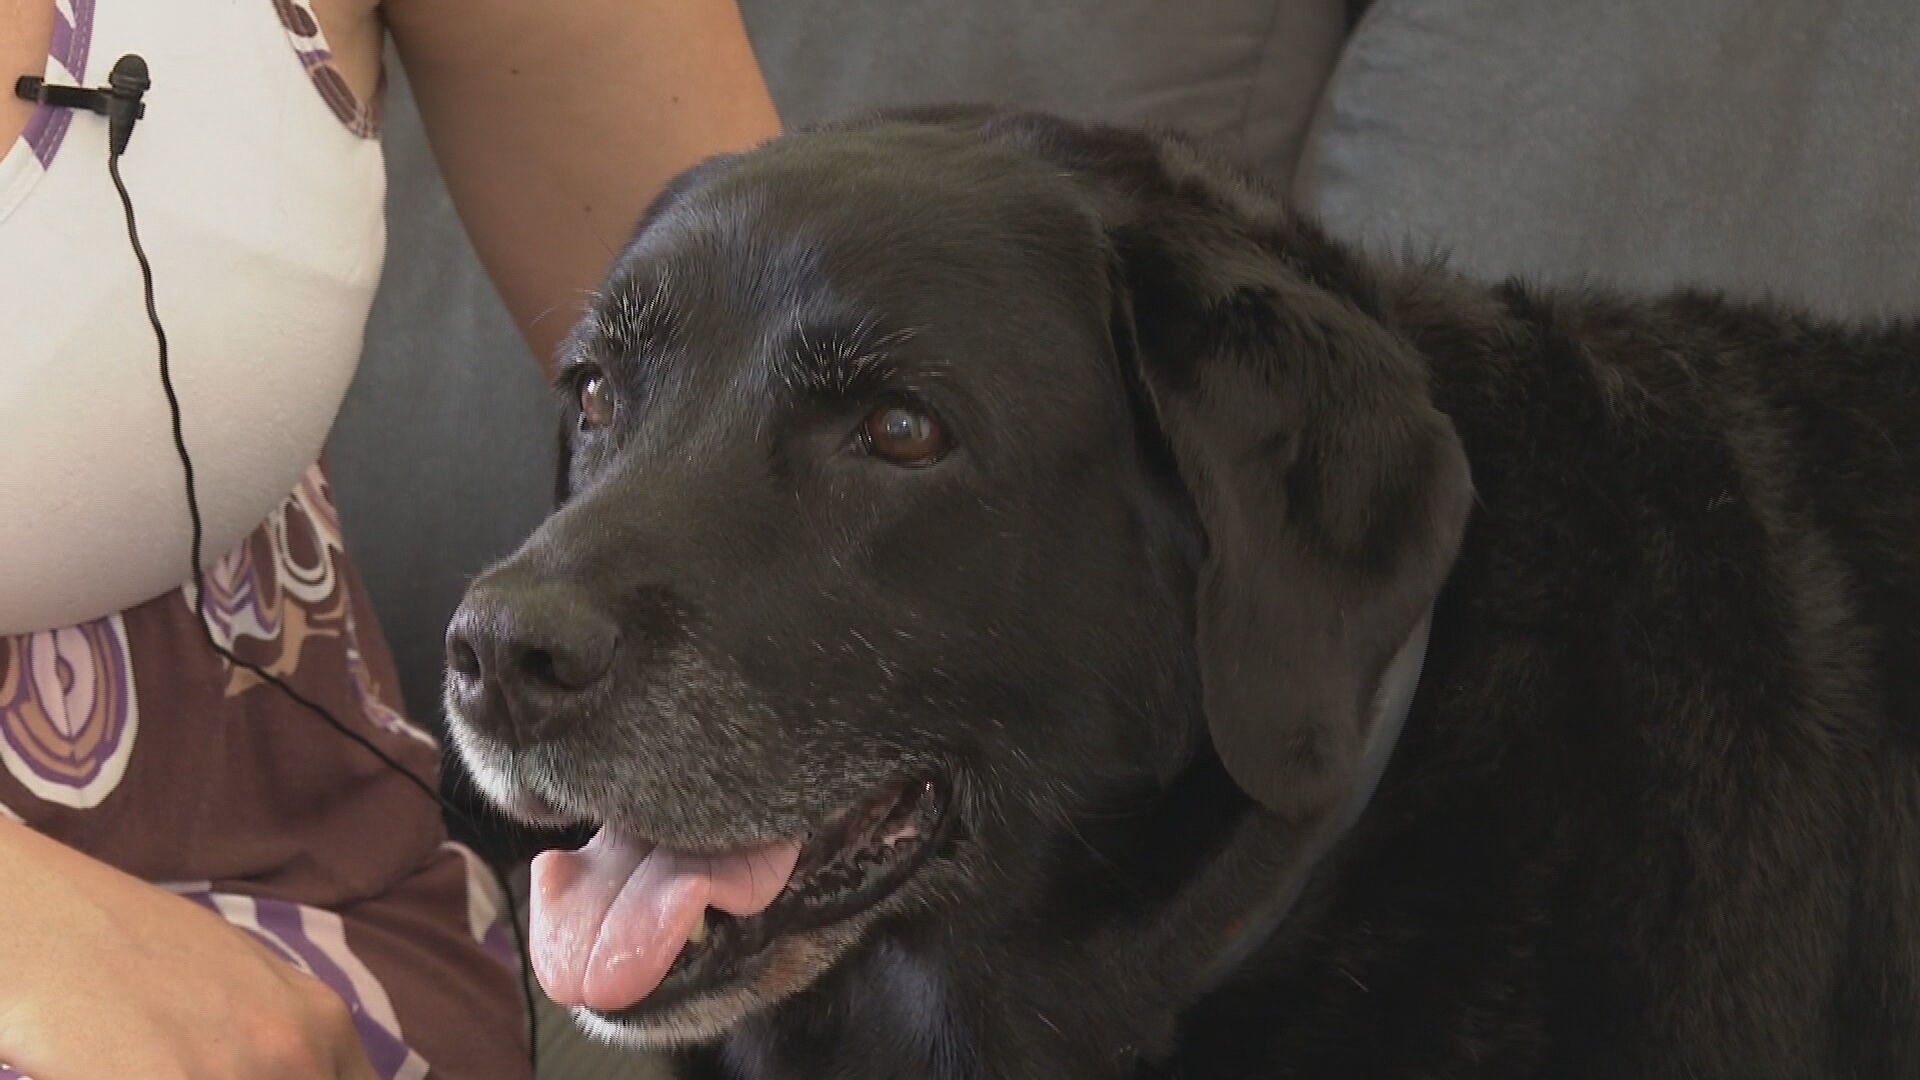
(442, 107, 1919, 1079)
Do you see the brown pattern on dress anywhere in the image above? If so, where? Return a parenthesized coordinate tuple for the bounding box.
(272, 0, 383, 139)
(183, 466, 433, 752)
(272, 0, 320, 37)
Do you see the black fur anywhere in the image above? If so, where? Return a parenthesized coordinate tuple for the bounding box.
(445, 107, 1920, 1078)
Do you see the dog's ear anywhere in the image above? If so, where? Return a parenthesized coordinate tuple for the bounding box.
(1104, 175, 1472, 819)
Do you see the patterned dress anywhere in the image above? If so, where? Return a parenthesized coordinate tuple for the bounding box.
(0, 2, 531, 1076)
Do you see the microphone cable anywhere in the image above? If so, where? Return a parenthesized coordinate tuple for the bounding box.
(50, 56, 546, 1071)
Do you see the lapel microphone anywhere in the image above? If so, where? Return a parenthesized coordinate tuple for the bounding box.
(15, 52, 149, 155)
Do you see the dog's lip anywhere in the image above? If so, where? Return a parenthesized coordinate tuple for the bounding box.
(583, 773, 955, 1025)
(502, 771, 936, 854)
(500, 787, 589, 830)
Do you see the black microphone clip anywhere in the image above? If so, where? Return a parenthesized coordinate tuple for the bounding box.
(14, 53, 150, 156)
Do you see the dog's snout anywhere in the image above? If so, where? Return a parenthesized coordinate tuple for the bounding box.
(446, 577, 620, 742)
(448, 580, 620, 692)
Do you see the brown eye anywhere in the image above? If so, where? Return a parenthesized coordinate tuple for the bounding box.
(578, 372, 617, 430)
(861, 404, 949, 466)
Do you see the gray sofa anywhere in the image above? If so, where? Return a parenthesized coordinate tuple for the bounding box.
(325, 2, 1918, 1074)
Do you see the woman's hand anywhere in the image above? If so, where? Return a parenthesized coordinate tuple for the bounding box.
(0, 818, 378, 1080)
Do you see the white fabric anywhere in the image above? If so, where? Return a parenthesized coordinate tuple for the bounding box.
(0, 0, 385, 634)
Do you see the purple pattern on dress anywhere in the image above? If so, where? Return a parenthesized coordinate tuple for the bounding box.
(251, 901, 413, 1079)
(21, 0, 94, 167)
(343, 604, 432, 745)
(484, 917, 520, 971)
(447, 841, 526, 973)
(45, 12, 73, 62)
(2, 890, 433, 1080)
(198, 539, 283, 644)
(181, 891, 426, 1079)
(0, 617, 137, 795)
(299, 465, 343, 537)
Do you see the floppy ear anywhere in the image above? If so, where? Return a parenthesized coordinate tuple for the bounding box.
(1109, 201, 1473, 820)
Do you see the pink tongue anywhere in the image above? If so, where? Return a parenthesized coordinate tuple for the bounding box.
(530, 828, 803, 1011)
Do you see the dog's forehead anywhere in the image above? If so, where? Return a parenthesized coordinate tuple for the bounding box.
(589, 129, 1114, 386)
(660, 133, 1097, 295)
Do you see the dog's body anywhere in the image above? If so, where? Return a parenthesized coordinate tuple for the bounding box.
(444, 108, 1919, 1079)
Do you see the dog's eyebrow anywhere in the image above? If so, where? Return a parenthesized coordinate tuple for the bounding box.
(773, 313, 919, 396)
(584, 274, 678, 364)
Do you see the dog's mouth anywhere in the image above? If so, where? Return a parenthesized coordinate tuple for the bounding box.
(529, 776, 950, 1020)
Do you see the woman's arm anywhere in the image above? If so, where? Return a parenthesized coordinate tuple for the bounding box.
(383, 0, 782, 375)
(0, 817, 378, 1079)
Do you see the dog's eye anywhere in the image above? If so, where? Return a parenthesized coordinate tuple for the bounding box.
(861, 404, 949, 466)
(578, 371, 617, 431)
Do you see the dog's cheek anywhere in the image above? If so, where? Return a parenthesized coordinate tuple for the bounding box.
(864, 507, 1024, 622)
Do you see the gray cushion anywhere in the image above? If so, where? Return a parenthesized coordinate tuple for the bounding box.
(1296, 0, 1920, 319)
(739, 0, 1348, 177)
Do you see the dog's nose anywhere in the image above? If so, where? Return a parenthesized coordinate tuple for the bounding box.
(446, 578, 620, 741)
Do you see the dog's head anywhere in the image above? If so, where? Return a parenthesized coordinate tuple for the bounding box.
(443, 108, 1471, 1048)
